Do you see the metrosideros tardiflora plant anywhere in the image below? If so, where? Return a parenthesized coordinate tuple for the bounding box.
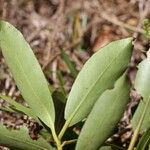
(0, 20, 149, 150)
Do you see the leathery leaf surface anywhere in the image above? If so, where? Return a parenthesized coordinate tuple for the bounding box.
(0, 21, 55, 129)
(76, 74, 130, 150)
(65, 38, 133, 126)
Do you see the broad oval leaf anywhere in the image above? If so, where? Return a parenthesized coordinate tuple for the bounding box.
(132, 51, 150, 131)
(76, 74, 130, 150)
(0, 124, 53, 150)
(65, 38, 133, 126)
(0, 21, 55, 129)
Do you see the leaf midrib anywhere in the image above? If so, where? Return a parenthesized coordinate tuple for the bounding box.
(15, 52, 53, 126)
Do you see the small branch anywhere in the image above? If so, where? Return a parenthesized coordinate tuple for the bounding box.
(58, 111, 78, 140)
(51, 125, 62, 150)
(61, 139, 77, 147)
(100, 13, 144, 34)
(58, 120, 70, 140)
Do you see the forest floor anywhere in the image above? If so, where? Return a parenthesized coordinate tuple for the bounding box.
(0, 0, 150, 149)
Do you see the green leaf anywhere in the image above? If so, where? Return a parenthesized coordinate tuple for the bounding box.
(39, 129, 53, 142)
(0, 107, 15, 113)
(0, 94, 37, 121)
(52, 90, 67, 104)
(61, 49, 78, 78)
(0, 124, 53, 150)
(104, 143, 126, 150)
(57, 71, 67, 97)
(132, 51, 150, 131)
(76, 74, 130, 150)
(137, 129, 150, 150)
(99, 146, 112, 150)
(0, 21, 55, 129)
(65, 38, 133, 126)
(52, 91, 65, 133)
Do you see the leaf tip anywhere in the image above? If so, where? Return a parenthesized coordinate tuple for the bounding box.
(0, 21, 12, 35)
(125, 37, 134, 45)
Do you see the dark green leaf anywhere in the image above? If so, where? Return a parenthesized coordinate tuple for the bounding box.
(76, 74, 130, 150)
(57, 71, 67, 97)
(65, 38, 133, 126)
(61, 49, 78, 78)
(52, 91, 65, 133)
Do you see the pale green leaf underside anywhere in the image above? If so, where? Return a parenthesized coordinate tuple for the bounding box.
(132, 52, 150, 131)
(0, 124, 53, 150)
(65, 38, 133, 126)
(76, 74, 130, 150)
(0, 21, 55, 129)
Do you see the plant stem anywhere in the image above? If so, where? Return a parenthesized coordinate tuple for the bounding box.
(58, 120, 70, 140)
(128, 98, 150, 150)
(61, 139, 77, 147)
(58, 106, 80, 139)
(51, 125, 62, 150)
